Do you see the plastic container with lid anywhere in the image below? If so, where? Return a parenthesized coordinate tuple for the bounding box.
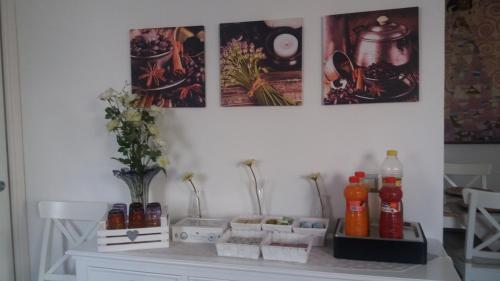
(106, 209, 126, 230)
(128, 202, 145, 228)
(379, 177, 403, 239)
(344, 176, 369, 237)
(381, 149, 403, 188)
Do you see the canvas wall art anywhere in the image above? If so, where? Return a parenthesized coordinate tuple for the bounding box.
(445, 0, 500, 144)
(322, 7, 419, 105)
(130, 26, 205, 108)
(220, 18, 303, 106)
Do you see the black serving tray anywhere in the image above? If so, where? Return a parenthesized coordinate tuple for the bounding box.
(333, 219, 427, 264)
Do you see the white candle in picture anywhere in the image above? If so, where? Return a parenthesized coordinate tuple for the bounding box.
(273, 33, 299, 58)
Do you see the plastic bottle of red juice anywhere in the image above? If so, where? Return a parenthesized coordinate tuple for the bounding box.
(344, 176, 369, 237)
(379, 177, 403, 239)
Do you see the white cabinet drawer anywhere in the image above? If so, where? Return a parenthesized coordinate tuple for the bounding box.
(190, 278, 232, 281)
(88, 267, 181, 281)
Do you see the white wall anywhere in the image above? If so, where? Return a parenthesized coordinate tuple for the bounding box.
(15, 0, 444, 279)
(445, 144, 500, 190)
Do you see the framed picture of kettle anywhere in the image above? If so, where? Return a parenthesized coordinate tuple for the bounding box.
(322, 7, 419, 105)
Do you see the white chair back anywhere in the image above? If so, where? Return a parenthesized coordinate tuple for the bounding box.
(39, 201, 108, 221)
(444, 163, 492, 189)
(462, 189, 500, 261)
(38, 201, 108, 281)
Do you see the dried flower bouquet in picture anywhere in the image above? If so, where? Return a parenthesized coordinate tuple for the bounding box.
(220, 18, 303, 106)
(130, 26, 205, 108)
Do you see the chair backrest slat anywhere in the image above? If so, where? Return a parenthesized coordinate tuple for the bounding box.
(445, 163, 492, 176)
(38, 201, 109, 281)
(463, 190, 500, 209)
(444, 174, 458, 187)
(444, 163, 492, 189)
(53, 219, 77, 245)
(38, 201, 109, 221)
(462, 189, 500, 260)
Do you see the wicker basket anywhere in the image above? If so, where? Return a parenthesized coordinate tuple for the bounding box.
(292, 217, 329, 246)
(261, 232, 313, 263)
(230, 215, 263, 231)
(262, 216, 295, 232)
(215, 230, 266, 259)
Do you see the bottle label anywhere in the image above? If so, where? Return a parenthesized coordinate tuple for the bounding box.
(381, 202, 401, 214)
(395, 179, 402, 188)
(382, 177, 402, 188)
(347, 200, 366, 212)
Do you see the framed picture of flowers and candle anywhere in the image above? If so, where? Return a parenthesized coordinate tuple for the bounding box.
(220, 18, 303, 106)
(130, 26, 205, 108)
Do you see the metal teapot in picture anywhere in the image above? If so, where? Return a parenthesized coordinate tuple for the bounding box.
(353, 16, 413, 67)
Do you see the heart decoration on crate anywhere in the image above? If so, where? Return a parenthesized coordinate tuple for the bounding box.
(126, 230, 140, 241)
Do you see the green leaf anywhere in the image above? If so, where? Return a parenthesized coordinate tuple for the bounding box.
(117, 147, 127, 153)
(116, 136, 129, 147)
(111, 157, 130, 165)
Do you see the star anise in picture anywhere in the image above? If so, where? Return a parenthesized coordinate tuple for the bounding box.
(179, 84, 202, 100)
(139, 62, 166, 88)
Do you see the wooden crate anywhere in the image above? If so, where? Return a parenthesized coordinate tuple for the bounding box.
(97, 216, 169, 252)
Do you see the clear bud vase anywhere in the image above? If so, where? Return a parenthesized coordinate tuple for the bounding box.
(189, 191, 202, 218)
(313, 198, 322, 218)
(313, 195, 329, 218)
(256, 184, 264, 216)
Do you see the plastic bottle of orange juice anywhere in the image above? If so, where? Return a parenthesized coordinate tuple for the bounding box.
(354, 171, 368, 190)
(354, 171, 370, 221)
(344, 176, 369, 237)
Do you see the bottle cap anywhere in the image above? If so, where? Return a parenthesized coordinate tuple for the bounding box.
(383, 177, 397, 184)
(354, 171, 365, 178)
(108, 208, 124, 216)
(387, 149, 398, 156)
(349, 176, 359, 183)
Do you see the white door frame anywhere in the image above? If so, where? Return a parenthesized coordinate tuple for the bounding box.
(1, 0, 32, 280)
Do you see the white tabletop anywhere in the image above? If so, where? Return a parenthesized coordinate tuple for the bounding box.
(69, 238, 460, 281)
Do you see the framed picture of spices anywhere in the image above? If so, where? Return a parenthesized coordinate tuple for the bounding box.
(130, 26, 206, 108)
(322, 7, 419, 105)
(220, 18, 303, 106)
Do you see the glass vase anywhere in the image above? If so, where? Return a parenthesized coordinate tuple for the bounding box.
(113, 166, 163, 207)
(256, 184, 264, 216)
(189, 191, 202, 218)
(313, 195, 326, 218)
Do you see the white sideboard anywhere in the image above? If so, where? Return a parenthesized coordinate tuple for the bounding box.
(69, 239, 460, 281)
